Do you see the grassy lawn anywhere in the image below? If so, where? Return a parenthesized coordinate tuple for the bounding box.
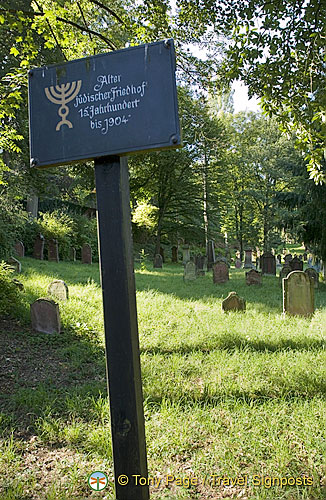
(0, 257, 325, 499)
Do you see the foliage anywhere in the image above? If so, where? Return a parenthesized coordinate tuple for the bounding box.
(0, 195, 28, 260)
(0, 262, 23, 316)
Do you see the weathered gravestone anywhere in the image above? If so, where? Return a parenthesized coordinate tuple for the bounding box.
(289, 256, 303, 271)
(283, 271, 314, 317)
(255, 257, 260, 269)
(207, 240, 215, 270)
(184, 261, 196, 281)
(261, 252, 276, 275)
(153, 253, 163, 268)
(48, 238, 59, 262)
(305, 267, 319, 288)
(303, 252, 307, 261)
(48, 280, 69, 301)
(235, 259, 242, 269)
(277, 254, 282, 265)
(279, 264, 292, 286)
(284, 254, 292, 264)
(244, 248, 253, 268)
(222, 291, 246, 312)
(171, 245, 178, 263)
(213, 261, 229, 284)
(246, 269, 262, 286)
(31, 298, 61, 334)
(33, 234, 44, 260)
(14, 241, 24, 258)
(7, 256, 21, 273)
(195, 255, 205, 276)
(182, 245, 190, 265)
(82, 243, 92, 264)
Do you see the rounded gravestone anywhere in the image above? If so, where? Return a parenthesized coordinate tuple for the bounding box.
(31, 298, 61, 334)
(283, 271, 314, 317)
(48, 280, 69, 301)
(222, 292, 246, 312)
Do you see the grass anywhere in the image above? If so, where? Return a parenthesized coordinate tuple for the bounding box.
(0, 256, 325, 499)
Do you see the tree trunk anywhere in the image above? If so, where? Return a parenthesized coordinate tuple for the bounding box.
(202, 163, 209, 247)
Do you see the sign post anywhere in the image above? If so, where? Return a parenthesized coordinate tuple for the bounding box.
(28, 39, 181, 500)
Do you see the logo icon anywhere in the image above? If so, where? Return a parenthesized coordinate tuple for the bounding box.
(45, 80, 82, 131)
(88, 470, 108, 491)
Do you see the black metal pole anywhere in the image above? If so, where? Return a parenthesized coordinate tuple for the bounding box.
(95, 155, 149, 500)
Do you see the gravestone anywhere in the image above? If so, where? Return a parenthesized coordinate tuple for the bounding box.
(48, 280, 69, 301)
(213, 261, 229, 284)
(207, 240, 215, 270)
(31, 298, 61, 334)
(195, 255, 205, 276)
(277, 254, 282, 265)
(14, 241, 25, 258)
(299, 255, 303, 261)
(7, 256, 21, 273)
(235, 259, 242, 269)
(255, 257, 260, 269)
(153, 253, 163, 268)
(222, 292, 246, 312)
(305, 267, 319, 288)
(182, 245, 190, 265)
(283, 271, 314, 317)
(70, 247, 76, 261)
(82, 243, 92, 264)
(261, 252, 276, 275)
(159, 246, 165, 263)
(307, 256, 312, 266)
(289, 256, 303, 271)
(244, 249, 253, 268)
(303, 252, 307, 261)
(48, 239, 59, 262)
(184, 261, 196, 281)
(12, 278, 24, 291)
(279, 264, 292, 286)
(284, 254, 292, 264)
(33, 234, 44, 260)
(246, 269, 262, 286)
(171, 246, 178, 263)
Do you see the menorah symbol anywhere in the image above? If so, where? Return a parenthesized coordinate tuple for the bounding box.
(45, 80, 82, 131)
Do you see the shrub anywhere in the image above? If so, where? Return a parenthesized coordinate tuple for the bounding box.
(0, 262, 23, 316)
(0, 196, 28, 260)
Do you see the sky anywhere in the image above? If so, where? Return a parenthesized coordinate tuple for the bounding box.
(232, 80, 261, 113)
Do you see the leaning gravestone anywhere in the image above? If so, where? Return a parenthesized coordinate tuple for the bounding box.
(48, 238, 59, 262)
(153, 253, 163, 268)
(7, 256, 21, 273)
(182, 245, 190, 265)
(171, 246, 178, 263)
(82, 243, 92, 264)
(184, 261, 196, 281)
(48, 280, 69, 301)
(33, 234, 44, 260)
(14, 241, 25, 258)
(31, 298, 61, 334)
(246, 269, 262, 286)
(213, 261, 229, 284)
(222, 291, 246, 312)
(305, 267, 319, 288)
(283, 271, 314, 317)
(207, 240, 215, 270)
(261, 252, 276, 275)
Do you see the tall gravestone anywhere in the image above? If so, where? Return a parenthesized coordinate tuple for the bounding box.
(213, 261, 229, 284)
(261, 252, 276, 276)
(70, 247, 76, 261)
(171, 246, 178, 263)
(82, 243, 92, 264)
(283, 271, 314, 317)
(182, 245, 190, 265)
(244, 249, 253, 268)
(305, 267, 319, 288)
(303, 252, 307, 261)
(184, 261, 196, 281)
(14, 241, 25, 258)
(33, 234, 44, 260)
(153, 253, 163, 268)
(195, 255, 205, 276)
(31, 298, 61, 334)
(48, 239, 59, 262)
(277, 254, 282, 265)
(207, 240, 215, 271)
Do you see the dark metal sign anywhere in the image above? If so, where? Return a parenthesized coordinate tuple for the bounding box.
(28, 40, 180, 168)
